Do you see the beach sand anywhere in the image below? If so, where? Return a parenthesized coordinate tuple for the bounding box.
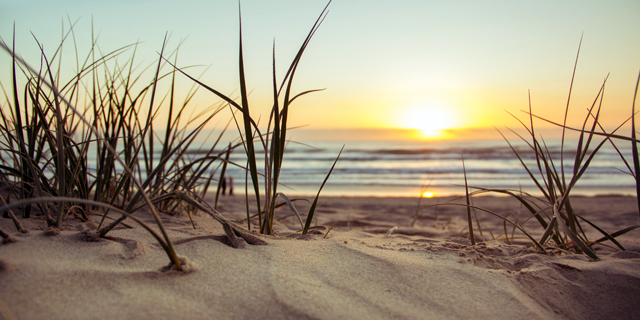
(1, 194, 639, 319)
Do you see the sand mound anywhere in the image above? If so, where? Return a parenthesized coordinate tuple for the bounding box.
(1, 195, 639, 319)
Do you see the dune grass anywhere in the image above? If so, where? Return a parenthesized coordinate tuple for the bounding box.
(0, 1, 338, 270)
(0, 26, 237, 270)
(435, 40, 640, 258)
(165, 0, 339, 236)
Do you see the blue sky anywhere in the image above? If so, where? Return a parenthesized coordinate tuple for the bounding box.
(2, 0, 639, 139)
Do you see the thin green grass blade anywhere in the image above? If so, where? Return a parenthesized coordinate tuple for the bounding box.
(530, 114, 640, 143)
(526, 92, 555, 198)
(539, 216, 556, 246)
(278, 193, 304, 229)
(462, 155, 475, 245)
(266, 41, 281, 235)
(33, 39, 66, 228)
(464, 186, 563, 246)
(497, 127, 551, 200)
(539, 137, 562, 201)
(561, 35, 583, 189)
(411, 179, 432, 227)
(160, 59, 262, 134)
(593, 115, 636, 177)
(288, 89, 326, 104)
(575, 214, 625, 251)
(215, 144, 232, 209)
(236, 4, 263, 224)
(303, 145, 343, 235)
(437, 202, 545, 251)
(594, 225, 640, 243)
(276, 0, 331, 95)
(631, 69, 640, 218)
(9, 26, 34, 219)
(503, 212, 514, 245)
(555, 211, 599, 260)
(264, 2, 330, 233)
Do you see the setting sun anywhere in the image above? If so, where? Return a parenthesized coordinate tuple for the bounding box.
(400, 105, 456, 139)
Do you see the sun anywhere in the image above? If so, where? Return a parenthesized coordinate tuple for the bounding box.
(400, 105, 456, 139)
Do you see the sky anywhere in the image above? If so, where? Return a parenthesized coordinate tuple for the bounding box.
(1, 0, 639, 140)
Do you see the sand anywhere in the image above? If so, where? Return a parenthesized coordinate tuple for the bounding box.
(1, 194, 639, 320)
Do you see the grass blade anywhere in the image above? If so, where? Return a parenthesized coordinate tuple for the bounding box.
(575, 214, 625, 251)
(630, 69, 640, 218)
(236, 4, 263, 225)
(303, 145, 343, 235)
(462, 155, 475, 245)
(555, 209, 599, 260)
(278, 193, 304, 229)
(594, 225, 640, 243)
(214, 143, 232, 209)
(539, 216, 556, 246)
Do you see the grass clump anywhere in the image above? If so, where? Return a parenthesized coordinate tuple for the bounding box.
(0, 1, 339, 270)
(166, 0, 340, 236)
(435, 39, 640, 258)
(0, 24, 238, 270)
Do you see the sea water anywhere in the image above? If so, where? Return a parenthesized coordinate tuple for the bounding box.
(81, 132, 636, 198)
(215, 138, 637, 197)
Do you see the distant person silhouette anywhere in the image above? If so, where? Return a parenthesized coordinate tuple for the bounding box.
(221, 176, 227, 195)
(229, 177, 234, 195)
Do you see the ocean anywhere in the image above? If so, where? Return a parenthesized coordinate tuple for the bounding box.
(80, 129, 636, 198)
(216, 137, 637, 198)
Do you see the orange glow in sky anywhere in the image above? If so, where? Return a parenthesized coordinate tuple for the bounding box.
(3, 1, 639, 141)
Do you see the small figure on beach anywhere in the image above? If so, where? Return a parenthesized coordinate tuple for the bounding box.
(221, 176, 227, 195)
(228, 177, 234, 195)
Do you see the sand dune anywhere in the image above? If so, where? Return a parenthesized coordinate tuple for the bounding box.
(1, 195, 639, 319)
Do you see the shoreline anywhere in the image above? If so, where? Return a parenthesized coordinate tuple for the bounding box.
(235, 184, 639, 199)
